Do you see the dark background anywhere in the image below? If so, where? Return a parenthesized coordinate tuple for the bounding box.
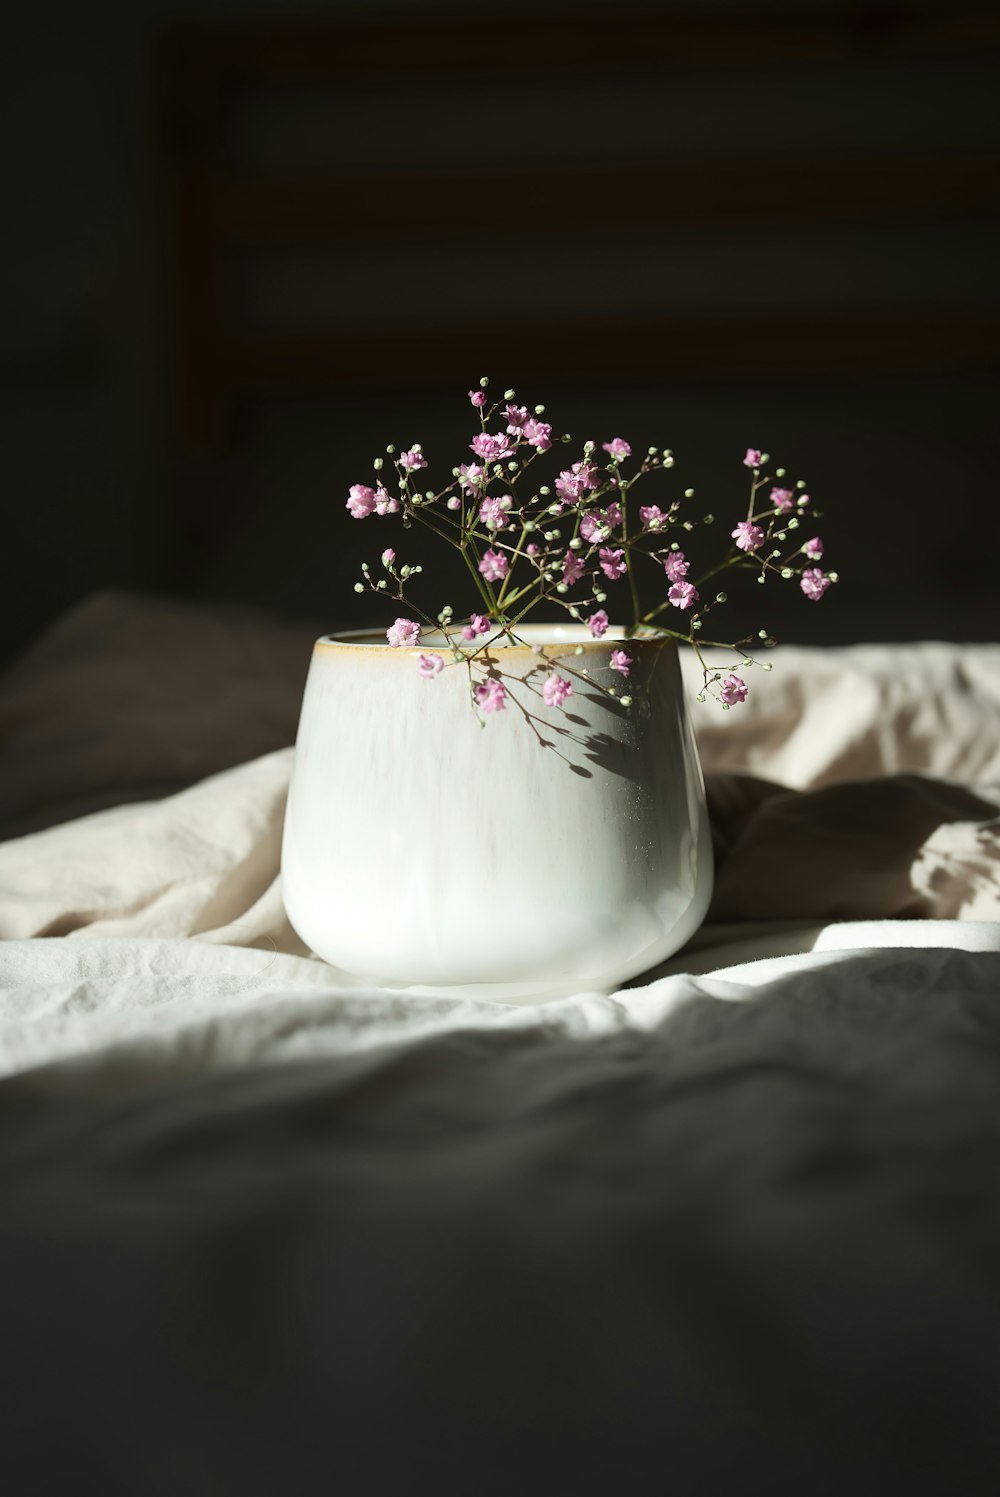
(3, 0, 999, 673)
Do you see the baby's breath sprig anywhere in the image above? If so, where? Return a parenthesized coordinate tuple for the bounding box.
(343, 383, 836, 716)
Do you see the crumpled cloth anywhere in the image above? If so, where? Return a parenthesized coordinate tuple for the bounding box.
(2, 595, 1000, 1493)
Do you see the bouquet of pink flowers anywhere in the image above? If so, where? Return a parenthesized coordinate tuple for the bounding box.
(347, 378, 836, 714)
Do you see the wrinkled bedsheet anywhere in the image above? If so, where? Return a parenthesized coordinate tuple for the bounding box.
(2, 592, 999, 1494)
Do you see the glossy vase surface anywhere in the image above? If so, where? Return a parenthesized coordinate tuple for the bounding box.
(282, 625, 712, 1003)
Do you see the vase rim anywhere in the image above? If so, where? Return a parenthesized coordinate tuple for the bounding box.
(316, 623, 676, 653)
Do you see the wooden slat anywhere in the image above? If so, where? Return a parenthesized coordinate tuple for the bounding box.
(163, 7, 1000, 84)
(220, 312, 1000, 392)
(159, 10, 1000, 454)
(213, 156, 1000, 241)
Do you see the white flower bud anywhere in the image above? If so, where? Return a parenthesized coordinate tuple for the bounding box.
(663, 456, 675, 467)
(556, 582, 568, 593)
(373, 457, 383, 470)
(479, 376, 489, 387)
(762, 662, 773, 671)
(684, 488, 695, 498)
(620, 696, 632, 707)
(386, 444, 395, 454)
(354, 582, 364, 592)
(781, 567, 793, 579)
(534, 404, 545, 414)
(539, 486, 550, 496)
(400, 565, 411, 579)
(569, 537, 583, 550)
(504, 388, 515, 400)
(776, 467, 786, 478)
(574, 646, 585, 655)
(788, 517, 799, 529)
(595, 592, 607, 603)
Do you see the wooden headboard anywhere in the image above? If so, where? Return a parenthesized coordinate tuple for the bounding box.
(160, 7, 1000, 455)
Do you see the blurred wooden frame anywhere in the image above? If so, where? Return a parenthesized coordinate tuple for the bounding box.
(160, 7, 1000, 453)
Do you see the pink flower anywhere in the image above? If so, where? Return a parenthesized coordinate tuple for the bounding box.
(446, 496, 461, 510)
(604, 501, 623, 529)
(800, 567, 831, 601)
(542, 673, 573, 708)
(610, 649, 632, 677)
(668, 581, 699, 610)
(461, 613, 491, 640)
(555, 469, 586, 504)
(346, 483, 376, 519)
(386, 618, 421, 648)
(474, 678, 507, 714)
(588, 609, 609, 638)
(562, 550, 585, 586)
(417, 653, 443, 679)
(601, 437, 632, 460)
(470, 431, 514, 463)
(579, 511, 609, 544)
(468, 389, 487, 408)
(798, 493, 811, 507)
(478, 548, 509, 582)
(719, 674, 748, 706)
(663, 550, 689, 583)
(640, 504, 668, 531)
(458, 463, 485, 490)
(381, 548, 395, 566)
(504, 404, 529, 431)
(522, 418, 552, 451)
(399, 449, 427, 472)
(599, 547, 627, 580)
(374, 486, 399, 515)
(478, 495, 506, 530)
(803, 536, 824, 560)
(526, 542, 539, 556)
(770, 487, 794, 512)
(554, 461, 599, 503)
(743, 448, 764, 469)
(732, 521, 765, 553)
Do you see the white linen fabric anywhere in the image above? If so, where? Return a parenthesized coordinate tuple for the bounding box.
(2, 594, 999, 1495)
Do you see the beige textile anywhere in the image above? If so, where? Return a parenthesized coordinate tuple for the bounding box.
(0, 593, 996, 957)
(3, 594, 1000, 1493)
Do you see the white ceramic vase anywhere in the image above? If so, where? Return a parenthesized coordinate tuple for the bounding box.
(281, 624, 712, 1003)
